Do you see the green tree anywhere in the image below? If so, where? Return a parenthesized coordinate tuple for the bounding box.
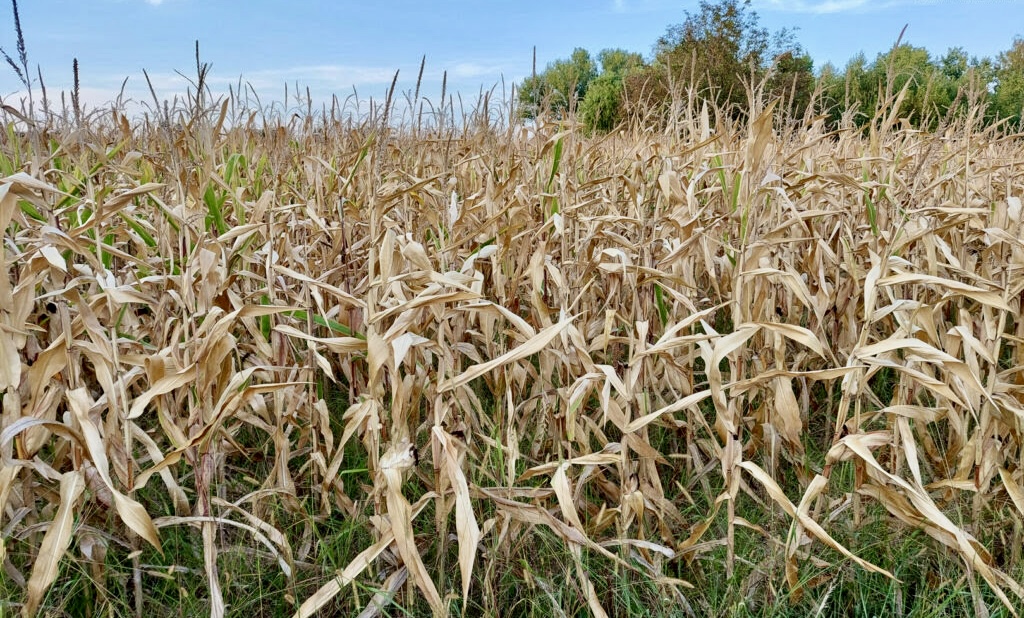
(992, 37, 1024, 126)
(940, 47, 969, 80)
(621, 65, 672, 125)
(875, 44, 944, 126)
(579, 74, 624, 132)
(653, 0, 797, 112)
(597, 48, 644, 76)
(578, 49, 646, 132)
(820, 44, 977, 130)
(518, 47, 597, 118)
(841, 52, 874, 115)
(765, 50, 815, 119)
(817, 60, 851, 127)
(935, 47, 993, 121)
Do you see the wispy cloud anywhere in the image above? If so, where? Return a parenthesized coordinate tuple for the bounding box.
(614, 0, 935, 16)
(221, 65, 402, 90)
(761, 0, 942, 12)
(757, 0, 868, 13)
(449, 62, 506, 79)
(3, 58, 515, 115)
(144, 0, 165, 5)
(756, 0, 934, 13)
(607, 0, 680, 14)
(99, 64, 400, 93)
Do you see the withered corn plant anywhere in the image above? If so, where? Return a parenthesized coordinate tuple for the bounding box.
(1, 71, 1024, 617)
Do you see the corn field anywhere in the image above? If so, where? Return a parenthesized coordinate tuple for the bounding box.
(2, 87, 1024, 617)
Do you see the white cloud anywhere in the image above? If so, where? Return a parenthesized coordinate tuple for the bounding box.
(218, 65, 401, 90)
(608, 0, 676, 13)
(0, 57, 519, 119)
(96, 64, 401, 100)
(450, 62, 505, 79)
(756, 0, 933, 13)
(144, 0, 164, 5)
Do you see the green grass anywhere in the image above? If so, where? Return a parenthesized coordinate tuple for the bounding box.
(1, 393, 1018, 618)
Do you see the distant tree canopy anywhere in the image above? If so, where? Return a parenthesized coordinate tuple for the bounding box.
(993, 37, 1024, 125)
(578, 49, 645, 132)
(653, 0, 810, 111)
(518, 47, 644, 131)
(817, 43, 997, 130)
(519, 48, 597, 119)
(520, 0, 1024, 133)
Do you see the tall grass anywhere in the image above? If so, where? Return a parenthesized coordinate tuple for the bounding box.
(1, 64, 1024, 617)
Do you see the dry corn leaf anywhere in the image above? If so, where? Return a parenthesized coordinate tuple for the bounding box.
(755, 321, 827, 359)
(275, 324, 366, 354)
(878, 273, 1010, 311)
(572, 543, 609, 618)
(380, 441, 443, 613)
(0, 464, 19, 563)
(772, 376, 804, 447)
(67, 388, 161, 551)
(295, 534, 394, 617)
(519, 443, 622, 480)
(839, 434, 1023, 613)
(739, 462, 894, 581)
(552, 463, 586, 531)
(23, 470, 84, 618)
(126, 362, 197, 420)
(999, 468, 1024, 519)
(438, 316, 575, 392)
(434, 427, 481, 602)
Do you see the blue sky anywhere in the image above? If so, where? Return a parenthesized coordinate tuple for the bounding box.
(1, 0, 1021, 114)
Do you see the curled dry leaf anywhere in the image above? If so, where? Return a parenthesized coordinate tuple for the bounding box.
(24, 470, 84, 618)
(67, 388, 161, 551)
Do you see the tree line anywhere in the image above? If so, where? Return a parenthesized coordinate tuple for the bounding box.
(518, 0, 1024, 132)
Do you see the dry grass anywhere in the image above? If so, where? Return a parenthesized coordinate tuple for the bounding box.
(1, 84, 1024, 617)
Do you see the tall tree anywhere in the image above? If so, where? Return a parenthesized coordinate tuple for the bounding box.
(579, 49, 646, 132)
(765, 50, 815, 119)
(653, 0, 798, 112)
(819, 43, 985, 130)
(992, 37, 1024, 126)
(940, 47, 970, 81)
(597, 48, 644, 77)
(519, 48, 597, 119)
